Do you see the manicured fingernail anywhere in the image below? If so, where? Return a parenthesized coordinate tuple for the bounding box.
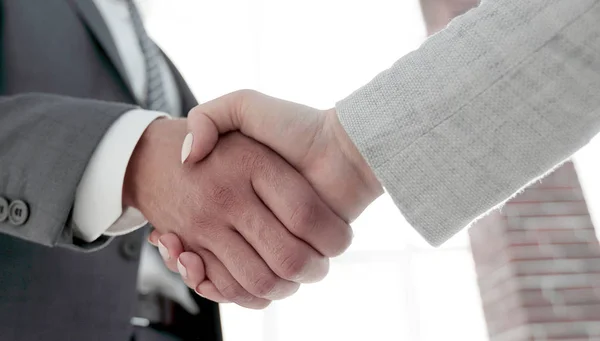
(181, 133, 193, 164)
(177, 258, 187, 279)
(158, 240, 170, 261)
(147, 235, 158, 246)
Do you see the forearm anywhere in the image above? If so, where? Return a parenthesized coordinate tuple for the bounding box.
(0, 93, 135, 250)
(336, 0, 600, 245)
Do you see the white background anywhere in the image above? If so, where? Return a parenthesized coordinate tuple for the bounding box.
(142, 0, 490, 340)
(143, 0, 600, 340)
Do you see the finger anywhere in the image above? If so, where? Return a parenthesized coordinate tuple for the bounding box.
(199, 225, 300, 300)
(182, 112, 219, 164)
(157, 233, 185, 273)
(233, 195, 329, 283)
(148, 228, 160, 246)
(176, 251, 229, 304)
(251, 151, 353, 258)
(196, 281, 230, 304)
(184, 90, 264, 165)
(177, 252, 206, 291)
(187, 90, 320, 166)
(198, 248, 271, 309)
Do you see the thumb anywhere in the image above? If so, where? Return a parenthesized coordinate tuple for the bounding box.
(181, 91, 245, 164)
(181, 111, 218, 164)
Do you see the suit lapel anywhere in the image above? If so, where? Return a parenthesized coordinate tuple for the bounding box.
(66, 0, 136, 99)
(65, 0, 198, 112)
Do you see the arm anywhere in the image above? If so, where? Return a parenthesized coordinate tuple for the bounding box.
(1, 94, 351, 309)
(335, 0, 600, 245)
(0, 93, 135, 250)
(180, 0, 600, 248)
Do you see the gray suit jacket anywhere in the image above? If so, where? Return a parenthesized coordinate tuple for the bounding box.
(0, 1, 220, 340)
(337, 0, 600, 246)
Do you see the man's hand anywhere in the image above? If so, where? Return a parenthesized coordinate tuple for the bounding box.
(123, 119, 352, 309)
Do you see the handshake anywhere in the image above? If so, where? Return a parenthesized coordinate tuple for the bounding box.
(123, 90, 384, 309)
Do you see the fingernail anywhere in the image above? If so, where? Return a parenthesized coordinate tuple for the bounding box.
(177, 258, 187, 279)
(181, 133, 193, 164)
(147, 236, 157, 246)
(158, 240, 170, 261)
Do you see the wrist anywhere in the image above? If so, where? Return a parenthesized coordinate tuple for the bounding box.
(324, 108, 383, 197)
(123, 118, 188, 210)
(122, 126, 151, 210)
(122, 155, 140, 210)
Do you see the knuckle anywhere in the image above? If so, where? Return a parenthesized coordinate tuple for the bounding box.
(188, 105, 202, 117)
(318, 257, 331, 281)
(250, 273, 281, 298)
(220, 281, 251, 302)
(233, 89, 259, 101)
(330, 224, 353, 257)
(229, 89, 259, 117)
(278, 252, 309, 281)
(245, 298, 272, 310)
(328, 242, 349, 258)
(254, 300, 272, 310)
(289, 201, 321, 236)
(339, 228, 354, 254)
(322, 233, 352, 258)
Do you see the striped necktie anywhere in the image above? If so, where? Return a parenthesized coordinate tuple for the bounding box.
(125, 0, 171, 113)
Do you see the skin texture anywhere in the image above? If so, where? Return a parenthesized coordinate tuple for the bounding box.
(124, 118, 353, 308)
(183, 90, 383, 222)
(152, 90, 384, 306)
(158, 0, 483, 309)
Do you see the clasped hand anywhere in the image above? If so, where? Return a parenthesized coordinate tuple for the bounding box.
(126, 90, 383, 308)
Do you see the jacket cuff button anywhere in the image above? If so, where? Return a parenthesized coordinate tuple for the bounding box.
(9, 200, 29, 226)
(0, 197, 8, 222)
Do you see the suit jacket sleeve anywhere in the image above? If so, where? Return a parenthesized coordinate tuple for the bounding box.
(0, 93, 136, 251)
(335, 0, 600, 246)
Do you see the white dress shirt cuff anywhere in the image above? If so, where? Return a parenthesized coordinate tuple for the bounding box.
(73, 109, 170, 242)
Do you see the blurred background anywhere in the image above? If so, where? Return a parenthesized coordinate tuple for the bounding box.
(137, 0, 600, 340)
